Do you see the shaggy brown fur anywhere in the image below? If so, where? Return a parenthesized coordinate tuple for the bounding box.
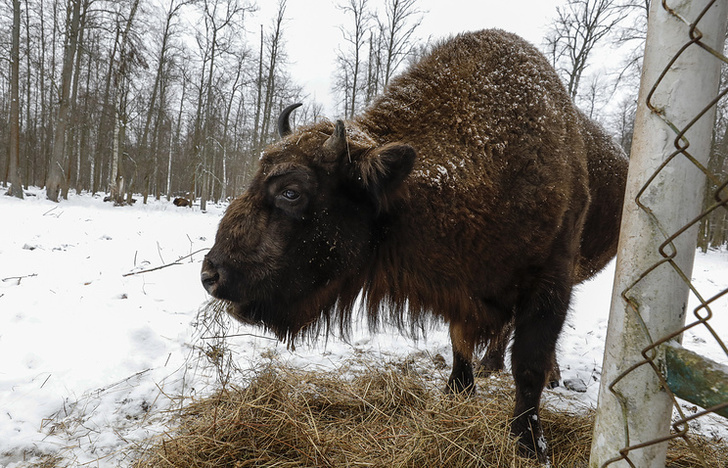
(172, 197, 191, 207)
(477, 109, 628, 380)
(201, 29, 627, 461)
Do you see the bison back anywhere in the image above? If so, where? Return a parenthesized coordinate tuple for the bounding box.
(358, 29, 590, 292)
(574, 113, 628, 283)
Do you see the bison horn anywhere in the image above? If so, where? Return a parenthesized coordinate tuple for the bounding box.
(323, 119, 347, 158)
(277, 103, 303, 137)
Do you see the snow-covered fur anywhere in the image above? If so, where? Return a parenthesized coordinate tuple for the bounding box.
(201, 29, 627, 461)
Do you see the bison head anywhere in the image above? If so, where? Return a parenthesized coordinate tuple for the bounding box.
(201, 104, 416, 340)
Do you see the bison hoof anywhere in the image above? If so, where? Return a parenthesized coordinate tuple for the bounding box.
(445, 377, 475, 396)
(546, 364, 561, 389)
(511, 415, 549, 464)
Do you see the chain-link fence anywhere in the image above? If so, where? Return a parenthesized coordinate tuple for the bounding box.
(589, 1, 728, 467)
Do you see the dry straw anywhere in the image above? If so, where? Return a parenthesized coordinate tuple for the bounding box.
(132, 356, 726, 468)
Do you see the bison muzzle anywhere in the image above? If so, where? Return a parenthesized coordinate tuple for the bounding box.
(201, 29, 627, 462)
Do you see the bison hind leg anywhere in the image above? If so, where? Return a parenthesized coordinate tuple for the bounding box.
(475, 353, 504, 378)
(475, 320, 512, 378)
(446, 321, 476, 395)
(446, 349, 475, 395)
(475, 318, 562, 389)
(546, 357, 561, 389)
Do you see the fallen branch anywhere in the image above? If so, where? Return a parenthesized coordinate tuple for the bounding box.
(43, 206, 62, 217)
(201, 333, 278, 341)
(2, 273, 38, 284)
(122, 248, 209, 277)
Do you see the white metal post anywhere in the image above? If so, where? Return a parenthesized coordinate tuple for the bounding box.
(589, 1, 728, 467)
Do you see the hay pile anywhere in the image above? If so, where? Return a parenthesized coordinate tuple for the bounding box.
(132, 357, 726, 468)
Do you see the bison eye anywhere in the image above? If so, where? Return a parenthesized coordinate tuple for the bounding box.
(281, 189, 300, 201)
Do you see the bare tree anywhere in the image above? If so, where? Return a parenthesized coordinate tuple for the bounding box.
(37, 0, 58, 188)
(702, 129, 728, 249)
(0, 0, 311, 202)
(379, 0, 423, 87)
(599, 0, 649, 151)
(220, 52, 247, 201)
(108, 0, 141, 205)
(611, 95, 637, 154)
(699, 47, 728, 250)
(46, 0, 83, 202)
(544, 0, 628, 101)
(167, 63, 187, 201)
(6, 0, 23, 198)
(64, 0, 91, 199)
(611, 0, 650, 91)
(252, 24, 264, 154)
(196, 0, 251, 211)
(139, 0, 190, 203)
(336, 0, 371, 118)
(21, 1, 35, 188)
(364, 26, 385, 105)
(258, 0, 287, 150)
(580, 74, 611, 120)
(91, 5, 122, 195)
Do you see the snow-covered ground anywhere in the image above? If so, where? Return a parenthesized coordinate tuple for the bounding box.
(0, 187, 726, 467)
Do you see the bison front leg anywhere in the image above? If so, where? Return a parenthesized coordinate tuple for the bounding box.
(510, 277, 571, 463)
(447, 321, 476, 394)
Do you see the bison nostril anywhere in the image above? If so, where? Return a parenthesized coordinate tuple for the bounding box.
(201, 268, 220, 291)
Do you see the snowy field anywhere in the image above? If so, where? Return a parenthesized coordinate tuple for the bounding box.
(1, 187, 726, 467)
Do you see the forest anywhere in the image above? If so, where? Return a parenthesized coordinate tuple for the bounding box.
(0, 0, 726, 246)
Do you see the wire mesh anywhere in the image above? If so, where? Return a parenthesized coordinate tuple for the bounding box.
(599, 0, 728, 466)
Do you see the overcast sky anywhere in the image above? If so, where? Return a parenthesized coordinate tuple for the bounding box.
(250, 0, 564, 115)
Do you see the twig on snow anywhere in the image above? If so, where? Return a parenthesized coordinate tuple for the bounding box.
(122, 248, 209, 277)
(201, 333, 278, 341)
(156, 241, 165, 264)
(2, 273, 38, 284)
(43, 206, 63, 217)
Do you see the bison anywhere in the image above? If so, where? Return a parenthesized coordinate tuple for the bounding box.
(201, 29, 627, 461)
(173, 197, 192, 207)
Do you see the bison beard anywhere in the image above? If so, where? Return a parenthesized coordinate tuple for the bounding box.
(201, 29, 627, 462)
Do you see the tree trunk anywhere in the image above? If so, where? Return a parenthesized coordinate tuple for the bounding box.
(263, 1, 288, 147)
(46, 0, 82, 202)
(252, 25, 264, 155)
(78, 34, 94, 194)
(141, 0, 183, 203)
(23, 1, 34, 189)
(63, 0, 89, 198)
(200, 15, 219, 212)
(7, 0, 23, 199)
(221, 58, 244, 201)
(108, 0, 140, 205)
(38, 0, 49, 187)
(93, 17, 123, 195)
(699, 115, 728, 250)
(168, 78, 187, 200)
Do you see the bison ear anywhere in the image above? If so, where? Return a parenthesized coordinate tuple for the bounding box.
(355, 142, 416, 212)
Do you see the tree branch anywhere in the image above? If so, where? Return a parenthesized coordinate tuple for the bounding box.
(122, 248, 209, 277)
(2, 273, 38, 284)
